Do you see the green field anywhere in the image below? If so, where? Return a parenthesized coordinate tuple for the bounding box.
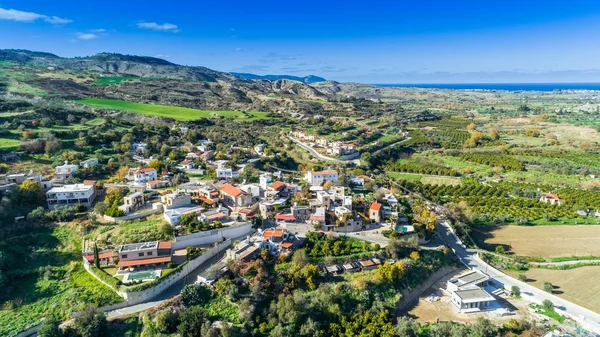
(387, 172, 461, 186)
(78, 98, 271, 121)
(0, 137, 21, 149)
(94, 76, 140, 85)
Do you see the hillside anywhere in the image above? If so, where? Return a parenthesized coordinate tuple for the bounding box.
(231, 72, 326, 84)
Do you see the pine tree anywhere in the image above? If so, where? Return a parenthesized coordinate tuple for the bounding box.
(93, 242, 100, 268)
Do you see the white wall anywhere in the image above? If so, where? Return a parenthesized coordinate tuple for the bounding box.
(172, 222, 253, 250)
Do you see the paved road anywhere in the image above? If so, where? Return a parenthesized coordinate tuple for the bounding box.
(289, 136, 412, 165)
(288, 136, 358, 163)
(437, 219, 600, 335)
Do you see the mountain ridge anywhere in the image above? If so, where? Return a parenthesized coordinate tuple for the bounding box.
(231, 72, 326, 84)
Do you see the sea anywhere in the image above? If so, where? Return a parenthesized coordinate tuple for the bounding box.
(373, 83, 600, 92)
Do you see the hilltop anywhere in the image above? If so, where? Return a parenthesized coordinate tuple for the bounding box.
(231, 72, 326, 84)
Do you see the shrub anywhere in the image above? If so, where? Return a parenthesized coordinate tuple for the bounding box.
(543, 282, 554, 293)
(181, 284, 212, 306)
(542, 299, 554, 311)
(511, 286, 521, 298)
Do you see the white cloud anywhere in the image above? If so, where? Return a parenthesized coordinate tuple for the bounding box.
(76, 32, 98, 40)
(90, 28, 106, 33)
(235, 47, 243, 52)
(137, 21, 179, 32)
(0, 7, 71, 24)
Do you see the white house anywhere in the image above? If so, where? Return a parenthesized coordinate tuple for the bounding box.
(305, 169, 338, 186)
(53, 161, 79, 185)
(177, 160, 196, 171)
(447, 270, 496, 313)
(540, 193, 562, 206)
(259, 173, 273, 190)
(132, 142, 147, 154)
(132, 168, 157, 183)
(254, 144, 266, 154)
(80, 158, 99, 168)
(216, 168, 239, 179)
(46, 181, 96, 210)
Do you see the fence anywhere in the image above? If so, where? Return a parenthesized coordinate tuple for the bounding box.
(172, 222, 252, 250)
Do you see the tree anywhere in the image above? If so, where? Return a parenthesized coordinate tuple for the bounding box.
(148, 159, 162, 171)
(38, 317, 63, 337)
(409, 251, 420, 260)
(494, 245, 505, 254)
(466, 122, 477, 131)
(44, 136, 62, 156)
(376, 262, 404, 284)
(154, 309, 178, 334)
(511, 285, 521, 298)
(181, 284, 212, 306)
(291, 249, 309, 268)
(93, 242, 100, 268)
(395, 317, 418, 337)
(17, 180, 45, 206)
(542, 299, 554, 311)
(178, 306, 208, 337)
(543, 282, 554, 293)
(518, 274, 527, 282)
(71, 306, 107, 337)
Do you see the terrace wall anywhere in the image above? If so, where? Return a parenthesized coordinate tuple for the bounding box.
(172, 221, 253, 250)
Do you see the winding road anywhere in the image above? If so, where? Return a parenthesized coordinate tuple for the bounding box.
(288, 136, 412, 165)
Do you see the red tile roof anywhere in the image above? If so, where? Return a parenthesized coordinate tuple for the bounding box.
(359, 259, 375, 267)
(281, 242, 293, 249)
(268, 181, 286, 191)
(206, 212, 226, 220)
(138, 168, 156, 173)
(83, 251, 115, 262)
(180, 160, 192, 165)
(275, 213, 296, 221)
(263, 228, 286, 240)
(220, 183, 243, 197)
(147, 179, 166, 185)
(544, 193, 560, 200)
(309, 214, 325, 221)
(316, 170, 338, 175)
(370, 202, 382, 211)
(83, 180, 96, 186)
(199, 197, 216, 205)
(117, 256, 171, 268)
(158, 241, 172, 249)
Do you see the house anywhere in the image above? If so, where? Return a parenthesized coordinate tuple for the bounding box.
(275, 213, 296, 225)
(132, 168, 158, 184)
(240, 184, 261, 199)
(369, 202, 383, 223)
(163, 204, 204, 225)
(334, 206, 353, 221)
(259, 198, 287, 218)
(199, 207, 230, 223)
(177, 160, 196, 171)
(53, 161, 79, 185)
(197, 140, 214, 152)
(186, 152, 200, 160)
(200, 150, 214, 161)
(267, 181, 286, 198)
(146, 180, 169, 190)
(117, 241, 172, 271)
(540, 193, 562, 206)
(162, 193, 192, 209)
(384, 194, 398, 206)
(359, 259, 376, 271)
(254, 144, 266, 154)
(220, 183, 252, 208)
(80, 158, 99, 168)
(348, 176, 365, 187)
(226, 239, 261, 262)
(216, 168, 239, 179)
(259, 173, 273, 190)
(46, 181, 96, 210)
(262, 228, 296, 254)
(309, 206, 327, 229)
(316, 190, 332, 209)
(325, 264, 341, 274)
(305, 170, 338, 186)
(177, 181, 219, 201)
(343, 261, 360, 272)
(82, 250, 116, 266)
(317, 138, 329, 147)
(291, 204, 310, 222)
(132, 142, 147, 154)
(119, 192, 144, 214)
(447, 270, 495, 313)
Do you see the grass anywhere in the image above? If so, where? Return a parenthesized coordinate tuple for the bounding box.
(203, 296, 241, 325)
(0, 224, 123, 337)
(386, 172, 461, 186)
(94, 76, 140, 85)
(387, 172, 423, 182)
(0, 137, 21, 149)
(88, 216, 171, 246)
(78, 98, 272, 121)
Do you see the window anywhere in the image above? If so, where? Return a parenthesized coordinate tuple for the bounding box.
(139, 253, 144, 257)
(147, 252, 153, 256)
(121, 254, 127, 259)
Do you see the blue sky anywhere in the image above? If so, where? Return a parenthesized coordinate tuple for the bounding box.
(1, 0, 600, 83)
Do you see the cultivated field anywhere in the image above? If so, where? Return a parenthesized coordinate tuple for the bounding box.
(472, 225, 600, 258)
(514, 267, 600, 314)
(387, 172, 461, 186)
(78, 98, 271, 121)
